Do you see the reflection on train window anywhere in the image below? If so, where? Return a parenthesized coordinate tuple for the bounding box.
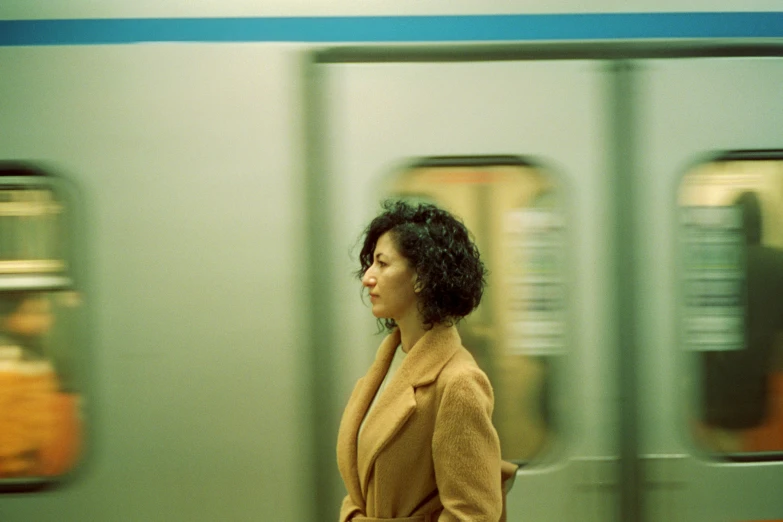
(0, 167, 85, 489)
(679, 154, 783, 457)
(383, 156, 567, 463)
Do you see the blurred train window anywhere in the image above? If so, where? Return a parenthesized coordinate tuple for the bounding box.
(0, 164, 86, 491)
(679, 152, 783, 458)
(383, 156, 567, 463)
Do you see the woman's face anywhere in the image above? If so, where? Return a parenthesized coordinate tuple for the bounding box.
(362, 232, 419, 324)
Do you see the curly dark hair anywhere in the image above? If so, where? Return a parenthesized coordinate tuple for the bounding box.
(357, 199, 487, 331)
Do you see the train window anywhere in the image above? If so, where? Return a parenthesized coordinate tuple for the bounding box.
(679, 152, 783, 457)
(0, 164, 87, 491)
(382, 156, 567, 463)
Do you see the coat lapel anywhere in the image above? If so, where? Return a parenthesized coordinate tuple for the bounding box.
(356, 325, 462, 498)
(337, 329, 401, 509)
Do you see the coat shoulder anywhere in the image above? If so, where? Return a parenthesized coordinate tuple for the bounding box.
(436, 346, 493, 396)
(440, 345, 486, 375)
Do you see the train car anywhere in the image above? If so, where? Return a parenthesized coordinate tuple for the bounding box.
(1, 2, 782, 521)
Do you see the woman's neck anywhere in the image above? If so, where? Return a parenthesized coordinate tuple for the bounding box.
(396, 313, 429, 353)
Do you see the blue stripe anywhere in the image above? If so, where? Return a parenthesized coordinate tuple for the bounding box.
(1, 13, 782, 46)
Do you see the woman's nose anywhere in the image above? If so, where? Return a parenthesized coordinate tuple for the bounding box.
(362, 269, 376, 287)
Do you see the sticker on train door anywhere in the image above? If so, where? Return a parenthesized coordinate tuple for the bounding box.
(681, 205, 745, 351)
(505, 208, 566, 356)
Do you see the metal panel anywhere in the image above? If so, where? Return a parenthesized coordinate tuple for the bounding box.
(638, 57, 783, 521)
(316, 58, 616, 522)
(0, 44, 310, 521)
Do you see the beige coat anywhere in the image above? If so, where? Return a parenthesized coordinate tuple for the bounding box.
(337, 325, 510, 522)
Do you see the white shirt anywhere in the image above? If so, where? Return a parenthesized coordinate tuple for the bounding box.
(359, 343, 407, 438)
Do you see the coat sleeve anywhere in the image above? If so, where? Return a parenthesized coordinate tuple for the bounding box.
(339, 494, 362, 522)
(432, 367, 503, 522)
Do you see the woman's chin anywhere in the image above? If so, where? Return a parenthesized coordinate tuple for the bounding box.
(370, 306, 388, 319)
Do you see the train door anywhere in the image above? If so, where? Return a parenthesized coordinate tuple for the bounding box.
(637, 57, 783, 521)
(307, 55, 617, 522)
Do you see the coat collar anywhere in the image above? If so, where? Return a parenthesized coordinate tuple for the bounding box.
(349, 324, 462, 499)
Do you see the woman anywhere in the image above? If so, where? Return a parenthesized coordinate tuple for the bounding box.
(337, 200, 515, 522)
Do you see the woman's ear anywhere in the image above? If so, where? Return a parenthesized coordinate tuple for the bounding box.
(413, 276, 422, 294)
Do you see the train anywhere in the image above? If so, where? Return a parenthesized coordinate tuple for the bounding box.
(1, 2, 782, 521)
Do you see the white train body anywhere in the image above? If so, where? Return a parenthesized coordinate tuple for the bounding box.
(1, 1, 782, 521)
